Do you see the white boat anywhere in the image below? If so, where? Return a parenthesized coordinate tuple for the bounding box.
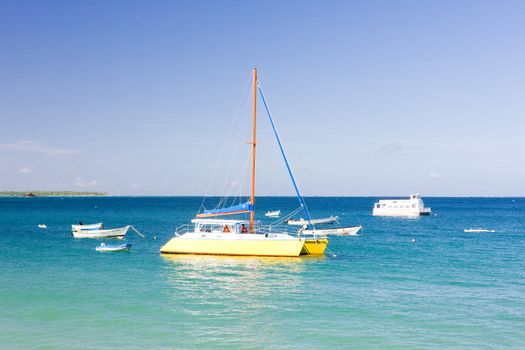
(71, 222, 103, 232)
(464, 228, 495, 233)
(372, 194, 431, 217)
(287, 216, 338, 226)
(72, 225, 130, 239)
(38, 224, 47, 229)
(96, 242, 132, 252)
(265, 210, 281, 217)
(302, 226, 362, 236)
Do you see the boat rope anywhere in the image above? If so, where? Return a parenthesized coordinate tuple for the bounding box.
(129, 225, 146, 239)
(258, 83, 313, 227)
(271, 206, 302, 225)
(199, 72, 252, 214)
(325, 246, 337, 258)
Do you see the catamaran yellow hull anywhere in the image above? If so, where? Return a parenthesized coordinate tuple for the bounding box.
(160, 237, 305, 257)
(301, 238, 329, 255)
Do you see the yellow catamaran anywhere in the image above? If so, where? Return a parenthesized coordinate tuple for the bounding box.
(160, 69, 328, 257)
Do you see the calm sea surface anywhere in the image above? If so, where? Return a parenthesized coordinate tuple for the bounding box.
(1, 196, 524, 349)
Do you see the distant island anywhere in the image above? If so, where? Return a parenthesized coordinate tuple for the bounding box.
(0, 191, 108, 197)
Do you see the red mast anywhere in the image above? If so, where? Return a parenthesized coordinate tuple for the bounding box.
(250, 68, 257, 233)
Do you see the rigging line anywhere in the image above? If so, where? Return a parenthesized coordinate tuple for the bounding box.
(258, 84, 312, 226)
(200, 72, 252, 212)
(271, 206, 302, 225)
(218, 74, 252, 207)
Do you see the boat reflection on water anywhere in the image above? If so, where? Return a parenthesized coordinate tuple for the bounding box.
(159, 253, 328, 347)
(161, 253, 325, 266)
(161, 254, 325, 301)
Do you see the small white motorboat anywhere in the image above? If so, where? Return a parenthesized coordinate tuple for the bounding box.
(464, 228, 496, 233)
(71, 222, 103, 232)
(265, 210, 281, 218)
(301, 226, 362, 236)
(287, 216, 338, 226)
(38, 224, 47, 229)
(72, 225, 130, 239)
(95, 242, 132, 252)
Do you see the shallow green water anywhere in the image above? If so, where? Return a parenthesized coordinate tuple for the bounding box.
(1, 197, 524, 349)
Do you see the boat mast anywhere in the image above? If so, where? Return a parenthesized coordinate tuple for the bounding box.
(250, 68, 257, 233)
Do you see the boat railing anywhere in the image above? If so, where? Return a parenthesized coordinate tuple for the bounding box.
(174, 223, 192, 237)
(173, 222, 308, 237)
(257, 224, 301, 235)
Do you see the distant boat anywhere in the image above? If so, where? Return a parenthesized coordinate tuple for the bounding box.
(464, 228, 495, 233)
(71, 222, 103, 232)
(265, 210, 281, 218)
(38, 224, 47, 229)
(372, 194, 431, 217)
(287, 216, 338, 226)
(96, 242, 132, 252)
(72, 225, 130, 239)
(301, 226, 362, 236)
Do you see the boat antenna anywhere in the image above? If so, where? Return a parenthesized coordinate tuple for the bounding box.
(257, 83, 312, 227)
(249, 68, 257, 233)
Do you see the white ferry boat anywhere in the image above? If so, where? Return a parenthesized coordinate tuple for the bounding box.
(372, 194, 431, 217)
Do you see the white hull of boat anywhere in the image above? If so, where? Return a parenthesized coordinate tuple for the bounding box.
(72, 225, 130, 239)
(96, 243, 132, 252)
(287, 216, 338, 226)
(464, 229, 495, 233)
(302, 226, 362, 236)
(373, 194, 431, 217)
(265, 210, 281, 217)
(71, 222, 103, 231)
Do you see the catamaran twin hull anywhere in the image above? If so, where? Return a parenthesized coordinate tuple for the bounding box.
(160, 232, 327, 257)
(72, 226, 130, 239)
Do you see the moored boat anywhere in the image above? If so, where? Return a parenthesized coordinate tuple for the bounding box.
(96, 242, 132, 252)
(72, 225, 130, 239)
(160, 69, 328, 257)
(464, 228, 495, 233)
(302, 225, 362, 236)
(265, 210, 281, 218)
(161, 219, 305, 257)
(287, 216, 338, 226)
(38, 224, 47, 229)
(372, 194, 431, 217)
(71, 222, 103, 232)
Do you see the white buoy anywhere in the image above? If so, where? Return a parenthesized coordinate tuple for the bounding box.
(411, 239, 416, 243)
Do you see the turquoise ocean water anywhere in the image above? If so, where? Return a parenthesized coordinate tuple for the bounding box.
(1, 196, 524, 349)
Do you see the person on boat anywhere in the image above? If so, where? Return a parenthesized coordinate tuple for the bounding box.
(241, 224, 247, 233)
(223, 225, 231, 233)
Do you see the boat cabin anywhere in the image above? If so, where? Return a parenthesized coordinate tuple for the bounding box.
(372, 194, 431, 217)
(190, 219, 257, 234)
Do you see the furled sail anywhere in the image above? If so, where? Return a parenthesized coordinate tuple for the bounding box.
(196, 201, 253, 218)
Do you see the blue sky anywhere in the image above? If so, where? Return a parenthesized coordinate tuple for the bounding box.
(0, 0, 524, 196)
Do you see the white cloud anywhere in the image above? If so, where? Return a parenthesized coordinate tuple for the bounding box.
(377, 142, 421, 154)
(0, 140, 82, 156)
(75, 176, 101, 188)
(18, 167, 32, 174)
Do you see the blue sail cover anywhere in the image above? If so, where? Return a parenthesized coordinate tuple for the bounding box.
(196, 201, 254, 218)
